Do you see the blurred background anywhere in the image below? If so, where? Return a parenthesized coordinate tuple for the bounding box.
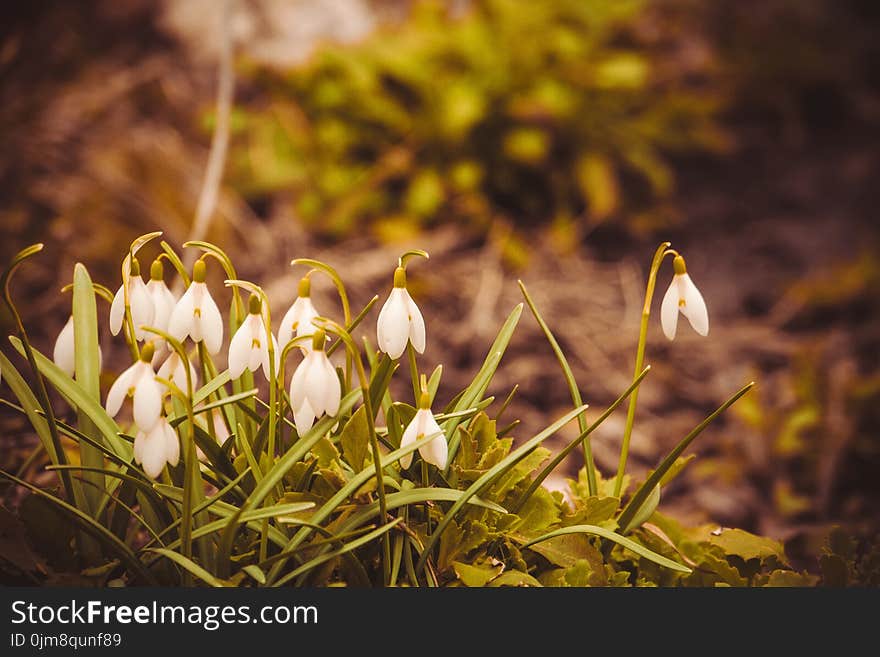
(1, 0, 878, 575)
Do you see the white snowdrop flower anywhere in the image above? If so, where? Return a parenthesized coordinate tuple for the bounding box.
(228, 295, 280, 381)
(399, 390, 447, 469)
(278, 276, 321, 353)
(376, 266, 425, 360)
(157, 351, 198, 393)
(105, 342, 163, 432)
(109, 257, 155, 342)
(145, 259, 177, 334)
(52, 315, 105, 377)
(167, 259, 224, 355)
(289, 329, 341, 435)
(660, 255, 709, 341)
(133, 416, 179, 480)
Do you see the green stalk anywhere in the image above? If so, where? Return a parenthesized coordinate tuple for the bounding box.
(613, 242, 672, 498)
(0, 245, 74, 503)
(319, 319, 391, 586)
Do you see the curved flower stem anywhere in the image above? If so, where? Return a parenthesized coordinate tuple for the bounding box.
(1, 245, 73, 502)
(121, 232, 164, 362)
(291, 258, 353, 389)
(224, 279, 278, 564)
(613, 242, 674, 498)
(398, 249, 429, 269)
(317, 318, 391, 586)
(142, 326, 197, 585)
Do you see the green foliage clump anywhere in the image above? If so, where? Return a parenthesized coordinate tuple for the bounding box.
(229, 0, 725, 239)
(0, 236, 823, 587)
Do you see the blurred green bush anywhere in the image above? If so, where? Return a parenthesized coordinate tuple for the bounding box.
(228, 0, 727, 241)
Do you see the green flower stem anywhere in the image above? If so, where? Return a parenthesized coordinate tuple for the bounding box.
(1, 245, 75, 504)
(613, 242, 673, 498)
(223, 280, 279, 567)
(143, 327, 199, 585)
(406, 343, 420, 405)
(318, 318, 391, 586)
(291, 258, 352, 389)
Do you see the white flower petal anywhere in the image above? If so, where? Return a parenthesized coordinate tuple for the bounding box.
(679, 273, 709, 337)
(295, 298, 319, 338)
(163, 421, 180, 467)
(227, 319, 253, 379)
(320, 355, 341, 417)
(168, 284, 196, 343)
(133, 430, 146, 465)
(199, 288, 224, 355)
(105, 363, 137, 418)
(304, 352, 330, 415)
(247, 318, 266, 374)
(129, 278, 155, 341)
(53, 316, 76, 377)
(660, 276, 680, 341)
(289, 353, 313, 410)
(147, 280, 176, 333)
(260, 333, 281, 382)
(405, 291, 426, 354)
(376, 288, 410, 359)
(293, 398, 316, 436)
(140, 427, 167, 479)
(419, 413, 447, 469)
(398, 413, 421, 469)
(133, 373, 163, 432)
(109, 284, 125, 336)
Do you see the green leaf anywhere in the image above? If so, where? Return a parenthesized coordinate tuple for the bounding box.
(243, 564, 267, 585)
(417, 403, 588, 574)
(522, 525, 691, 573)
(488, 570, 542, 587)
(217, 389, 362, 571)
(708, 528, 789, 565)
(444, 303, 522, 467)
(617, 382, 754, 533)
(763, 570, 819, 587)
(0, 351, 58, 463)
(276, 518, 402, 586)
(519, 280, 594, 493)
(8, 337, 131, 460)
(453, 560, 503, 587)
(265, 429, 455, 584)
(339, 406, 370, 472)
(513, 368, 649, 514)
(0, 470, 155, 583)
(145, 548, 227, 587)
(73, 263, 104, 513)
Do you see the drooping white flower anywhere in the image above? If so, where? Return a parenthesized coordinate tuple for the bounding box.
(228, 294, 280, 381)
(278, 276, 320, 353)
(53, 315, 103, 377)
(660, 255, 709, 341)
(105, 342, 163, 432)
(157, 351, 198, 393)
(399, 391, 447, 469)
(109, 257, 155, 342)
(289, 329, 341, 435)
(133, 416, 179, 480)
(167, 259, 224, 355)
(376, 266, 425, 360)
(146, 259, 177, 334)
